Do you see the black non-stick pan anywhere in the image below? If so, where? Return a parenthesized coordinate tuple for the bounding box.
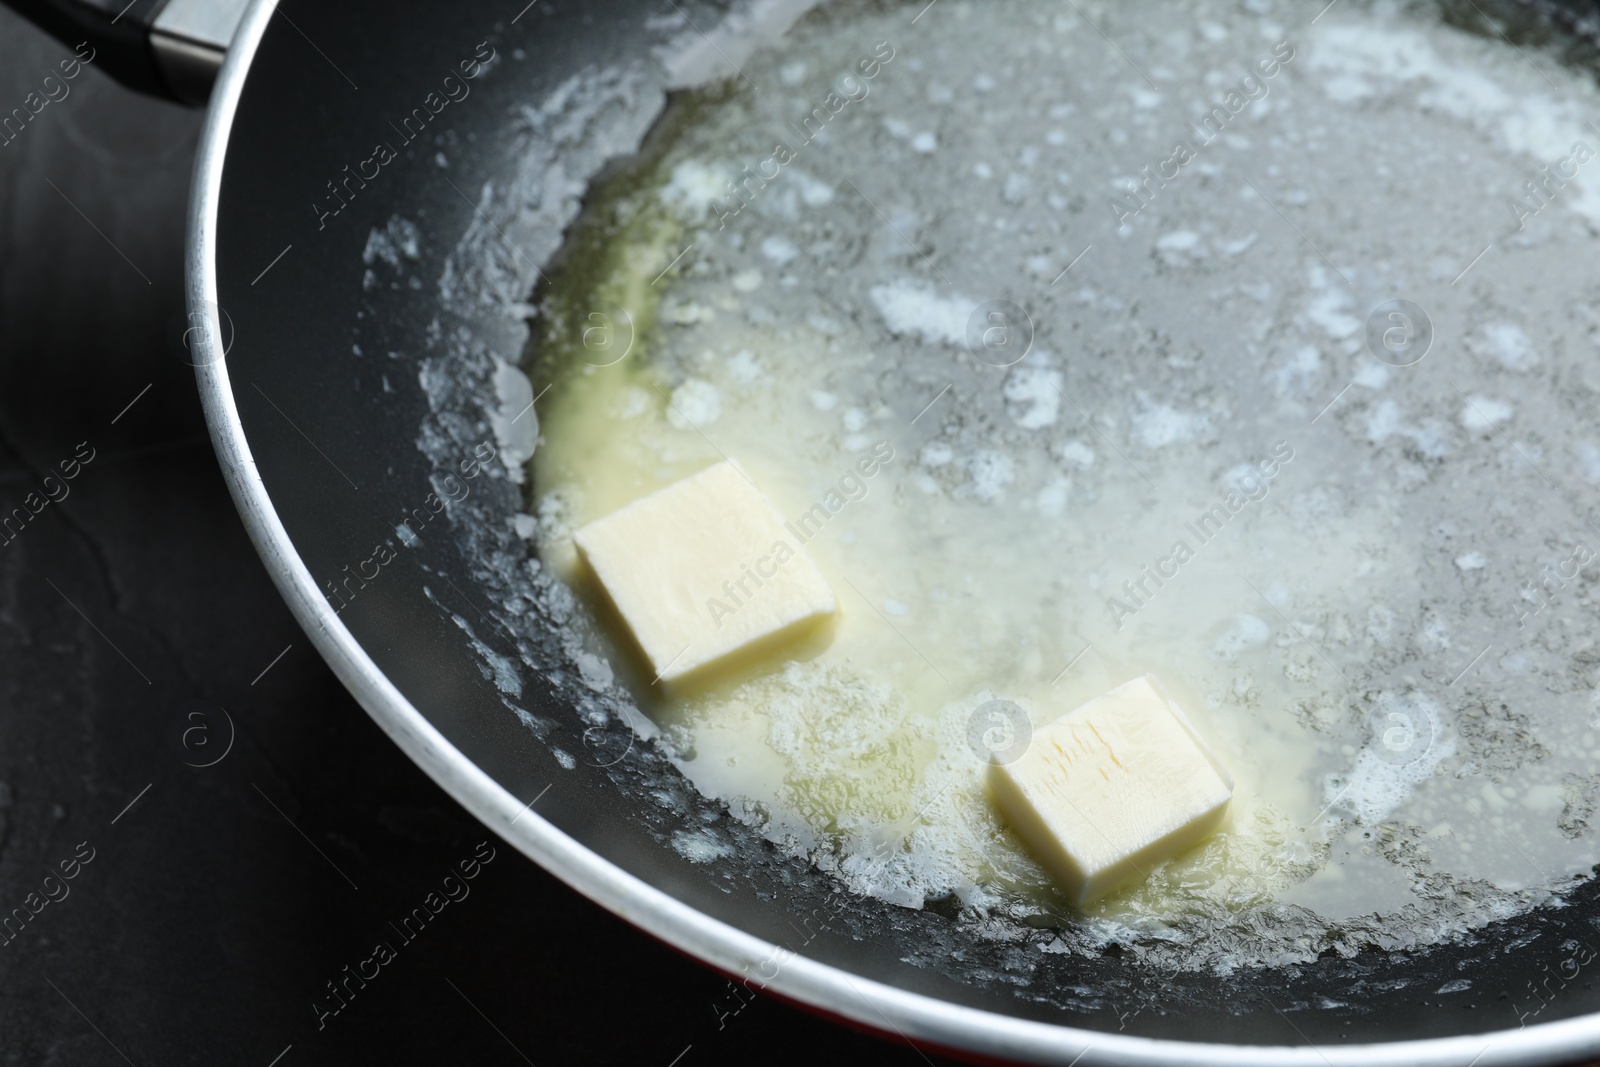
(13, 0, 1600, 1062)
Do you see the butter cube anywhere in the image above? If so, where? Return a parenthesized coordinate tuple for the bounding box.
(573, 461, 837, 685)
(987, 675, 1232, 905)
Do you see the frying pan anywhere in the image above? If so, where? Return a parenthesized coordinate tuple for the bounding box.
(14, 0, 1600, 1062)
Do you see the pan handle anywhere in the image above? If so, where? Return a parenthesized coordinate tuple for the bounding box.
(3, 0, 249, 105)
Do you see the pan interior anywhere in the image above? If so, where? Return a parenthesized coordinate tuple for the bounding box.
(216, 0, 1600, 1053)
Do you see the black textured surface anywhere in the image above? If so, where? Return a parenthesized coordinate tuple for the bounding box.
(0, 10, 957, 1066)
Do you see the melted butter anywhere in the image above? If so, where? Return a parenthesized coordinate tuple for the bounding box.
(535, 272, 1343, 924)
(526, 0, 1600, 963)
